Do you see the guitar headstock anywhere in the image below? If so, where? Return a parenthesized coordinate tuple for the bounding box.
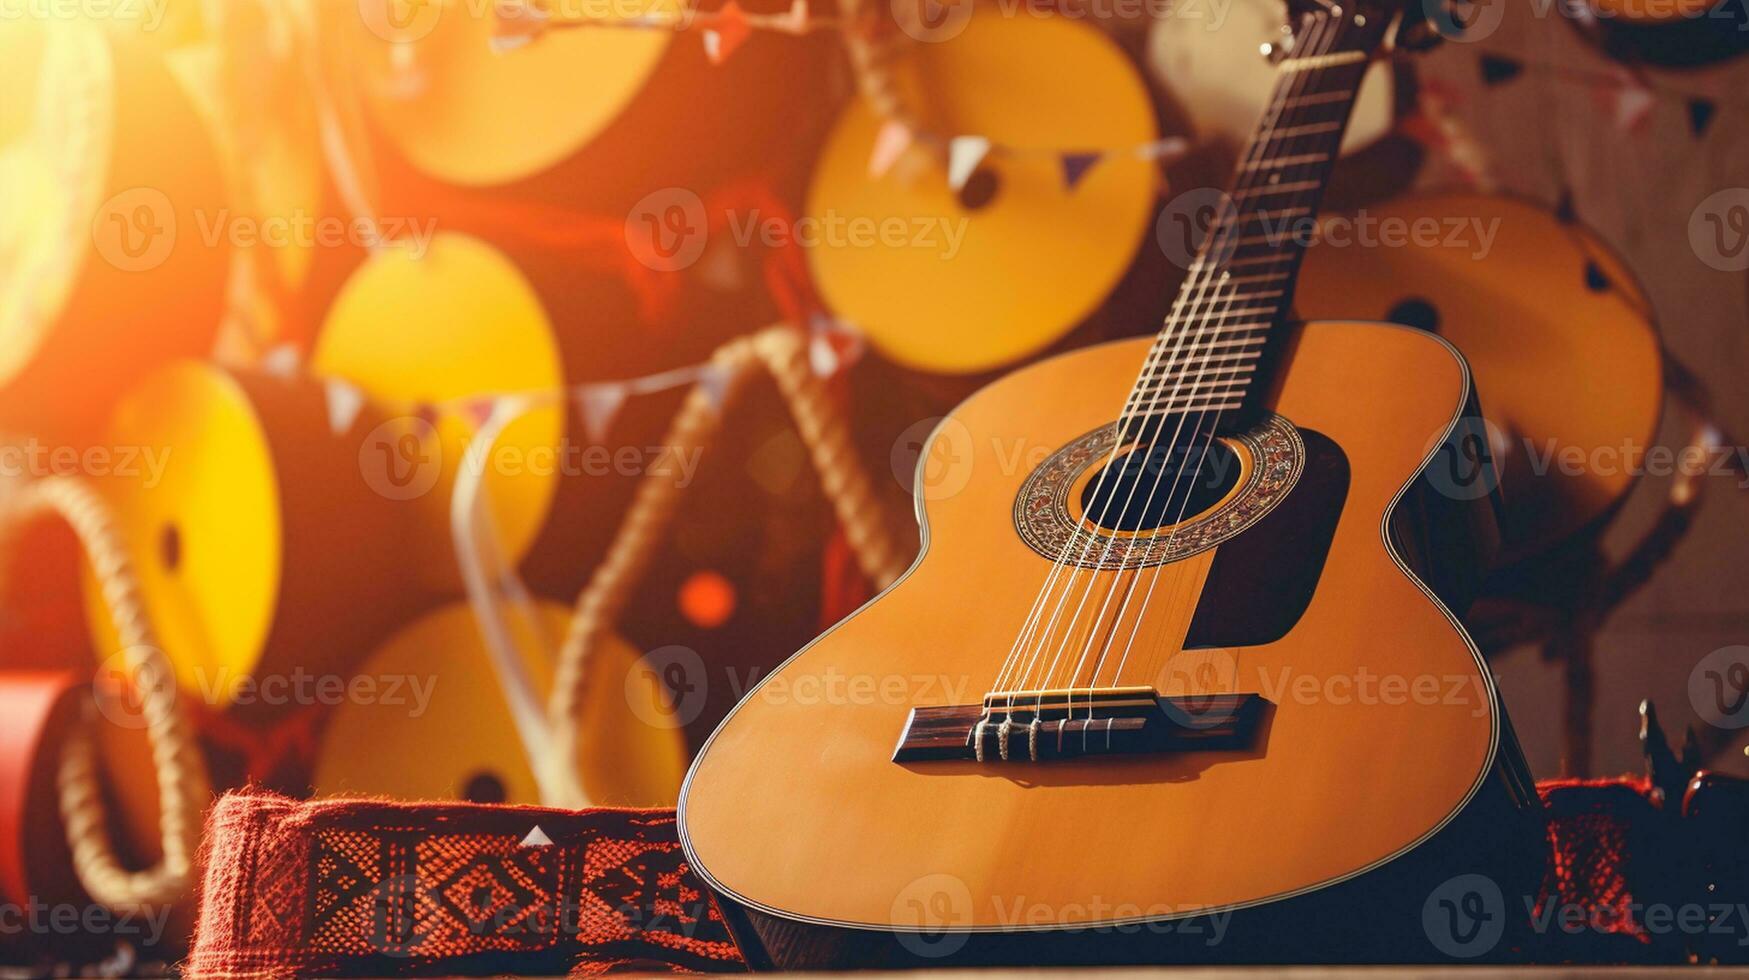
(1273, 0, 1438, 61)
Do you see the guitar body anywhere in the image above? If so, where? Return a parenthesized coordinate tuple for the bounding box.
(681, 323, 1542, 965)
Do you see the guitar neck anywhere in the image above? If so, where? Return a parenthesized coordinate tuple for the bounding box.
(1124, 6, 1391, 426)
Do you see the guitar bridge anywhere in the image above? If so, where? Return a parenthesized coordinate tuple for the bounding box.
(893, 687, 1268, 763)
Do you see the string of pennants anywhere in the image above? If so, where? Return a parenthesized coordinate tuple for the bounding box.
(489, 0, 1191, 194)
(1470, 51, 1726, 139)
(292, 315, 864, 441)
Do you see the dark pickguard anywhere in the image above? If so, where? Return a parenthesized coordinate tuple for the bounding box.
(1184, 428, 1349, 648)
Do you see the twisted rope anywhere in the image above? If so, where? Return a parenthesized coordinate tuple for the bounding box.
(0, 476, 209, 911)
(545, 326, 907, 793)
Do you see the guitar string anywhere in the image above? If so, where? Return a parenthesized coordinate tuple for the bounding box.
(1073, 8, 1346, 704)
(1101, 7, 1368, 700)
(988, 3, 1355, 728)
(983, 124, 1255, 712)
(1111, 6, 1361, 699)
(1024, 8, 1343, 720)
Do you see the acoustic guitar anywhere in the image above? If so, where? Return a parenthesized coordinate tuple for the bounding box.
(681, 1, 1542, 965)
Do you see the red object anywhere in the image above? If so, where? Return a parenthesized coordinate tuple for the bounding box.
(0, 672, 85, 938)
(185, 792, 749, 977)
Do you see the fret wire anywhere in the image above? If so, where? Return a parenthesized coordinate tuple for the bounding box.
(1127, 13, 1377, 420)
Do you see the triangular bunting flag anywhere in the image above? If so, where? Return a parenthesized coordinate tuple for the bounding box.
(1596, 66, 1654, 133)
(519, 825, 553, 847)
(260, 344, 302, 379)
(576, 383, 628, 444)
(1479, 54, 1523, 87)
(701, 1, 751, 65)
(490, 1, 549, 53)
(867, 119, 913, 180)
(807, 314, 864, 378)
(1689, 98, 1717, 139)
(1060, 152, 1101, 191)
(1133, 137, 1191, 168)
(323, 379, 366, 435)
(463, 396, 500, 430)
(946, 135, 992, 192)
(696, 363, 734, 412)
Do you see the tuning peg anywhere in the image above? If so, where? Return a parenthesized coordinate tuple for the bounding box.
(1391, 10, 1446, 53)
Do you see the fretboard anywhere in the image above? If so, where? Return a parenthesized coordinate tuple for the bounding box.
(1123, 11, 1387, 426)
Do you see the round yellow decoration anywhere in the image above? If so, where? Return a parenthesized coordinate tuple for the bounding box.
(806, 10, 1160, 375)
(312, 601, 688, 807)
(315, 232, 565, 592)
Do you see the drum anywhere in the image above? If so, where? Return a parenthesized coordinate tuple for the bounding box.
(311, 600, 688, 806)
(312, 231, 567, 593)
(1294, 193, 1663, 565)
(81, 361, 421, 715)
(1568, 0, 1749, 70)
(338, 0, 839, 209)
(0, 20, 229, 438)
(807, 8, 1162, 374)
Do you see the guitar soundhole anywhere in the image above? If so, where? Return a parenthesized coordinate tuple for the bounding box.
(1079, 441, 1242, 533)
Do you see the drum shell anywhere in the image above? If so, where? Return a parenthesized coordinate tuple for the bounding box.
(0, 23, 229, 440)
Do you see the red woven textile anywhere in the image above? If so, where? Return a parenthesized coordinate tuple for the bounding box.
(190, 778, 1676, 974)
(185, 792, 749, 978)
